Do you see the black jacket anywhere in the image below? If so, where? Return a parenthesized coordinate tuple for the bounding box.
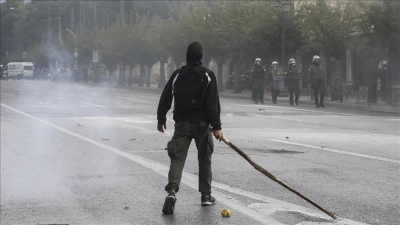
(157, 61, 222, 130)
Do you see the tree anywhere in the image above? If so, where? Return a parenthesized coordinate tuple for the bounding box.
(357, 0, 400, 102)
(296, 0, 362, 83)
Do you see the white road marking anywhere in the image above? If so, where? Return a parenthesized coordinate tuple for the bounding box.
(32, 93, 43, 96)
(36, 101, 51, 105)
(118, 96, 151, 103)
(242, 103, 400, 121)
(119, 96, 136, 100)
(15, 88, 23, 91)
(227, 113, 234, 117)
(2, 86, 8, 88)
(4, 93, 14, 96)
(250, 113, 307, 122)
(146, 115, 173, 122)
(242, 103, 377, 118)
(123, 124, 172, 137)
(269, 139, 400, 164)
(1, 103, 366, 225)
(123, 119, 153, 124)
(83, 102, 107, 108)
(1, 103, 281, 224)
(54, 97, 66, 100)
(386, 118, 400, 121)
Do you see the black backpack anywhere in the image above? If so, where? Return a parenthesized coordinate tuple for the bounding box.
(173, 66, 208, 111)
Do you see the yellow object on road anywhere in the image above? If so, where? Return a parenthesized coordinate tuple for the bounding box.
(221, 209, 231, 217)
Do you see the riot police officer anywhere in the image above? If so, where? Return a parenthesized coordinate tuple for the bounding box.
(308, 55, 326, 108)
(268, 61, 284, 104)
(250, 58, 266, 103)
(285, 58, 302, 105)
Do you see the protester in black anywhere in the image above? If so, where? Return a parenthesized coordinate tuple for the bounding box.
(157, 42, 223, 214)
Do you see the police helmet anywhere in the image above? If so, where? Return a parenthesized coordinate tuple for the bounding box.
(288, 58, 296, 66)
(255, 58, 261, 65)
(271, 61, 278, 68)
(312, 55, 321, 63)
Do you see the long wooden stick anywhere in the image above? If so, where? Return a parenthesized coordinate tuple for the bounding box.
(221, 136, 338, 220)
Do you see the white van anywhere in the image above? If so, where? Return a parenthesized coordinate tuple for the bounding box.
(5, 62, 34, 80)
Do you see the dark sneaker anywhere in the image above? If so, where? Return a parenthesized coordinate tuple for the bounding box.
(320, 104, 325, 108)
(162, 195, 177, 214)
(201, 194, 216, 206)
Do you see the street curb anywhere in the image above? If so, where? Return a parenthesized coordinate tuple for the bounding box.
(217, 92, 400, 114)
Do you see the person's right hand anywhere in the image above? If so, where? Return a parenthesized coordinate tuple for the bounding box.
(212, 130, 223, 141)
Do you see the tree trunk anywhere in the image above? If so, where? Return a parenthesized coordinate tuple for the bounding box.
(139, 63, 144, 87)
(128, 64, 133, 87)
(146, 64, 152, 87)
(158, 58, 166, 89)
(121, 63, 126, 86)
(233, 58, 242, 93)
(216, 59, 224, 92)
(367, 65, 378, 104)
(203, 55, 212, 68)
(118, 63, 122, 86)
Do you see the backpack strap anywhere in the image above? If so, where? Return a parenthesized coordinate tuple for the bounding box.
(171, 72, 180, 95)
(192, 66, 211, 87)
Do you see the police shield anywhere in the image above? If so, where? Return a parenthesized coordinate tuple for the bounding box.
(271, 69, 285, 90)
(290, 66, 303, 90)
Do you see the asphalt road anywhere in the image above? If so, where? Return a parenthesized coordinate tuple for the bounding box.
(1, 79, 399, 225)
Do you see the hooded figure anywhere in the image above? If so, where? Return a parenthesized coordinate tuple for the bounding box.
(157, 41, 223, 214)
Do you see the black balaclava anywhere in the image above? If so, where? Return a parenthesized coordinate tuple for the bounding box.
(186, 42, 203, 65)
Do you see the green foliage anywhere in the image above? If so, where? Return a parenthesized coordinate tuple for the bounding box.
(1, 0, 397, 77)
(296, 0, 362, 59)
(25, 44, 48, 68)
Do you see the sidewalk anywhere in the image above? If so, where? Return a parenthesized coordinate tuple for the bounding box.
(217, 88, 400, 114)
(103, 83, 400, 114)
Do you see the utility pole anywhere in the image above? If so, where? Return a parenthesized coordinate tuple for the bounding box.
(48, 3, 50, 43)
(274, 1, 292, 69)
(35, 5, 38, 44)
(71, 8, 75, 33)
(58, 17, 63, 45)
(94, 6, 97, 29)
(94, 6, 98, 83)
(385, 48, 392, 105)
(79, 1, 82, 34)
(119, 0, 125, 86)
(120, 0, 125, 25)
(83, 12, 86, 34)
